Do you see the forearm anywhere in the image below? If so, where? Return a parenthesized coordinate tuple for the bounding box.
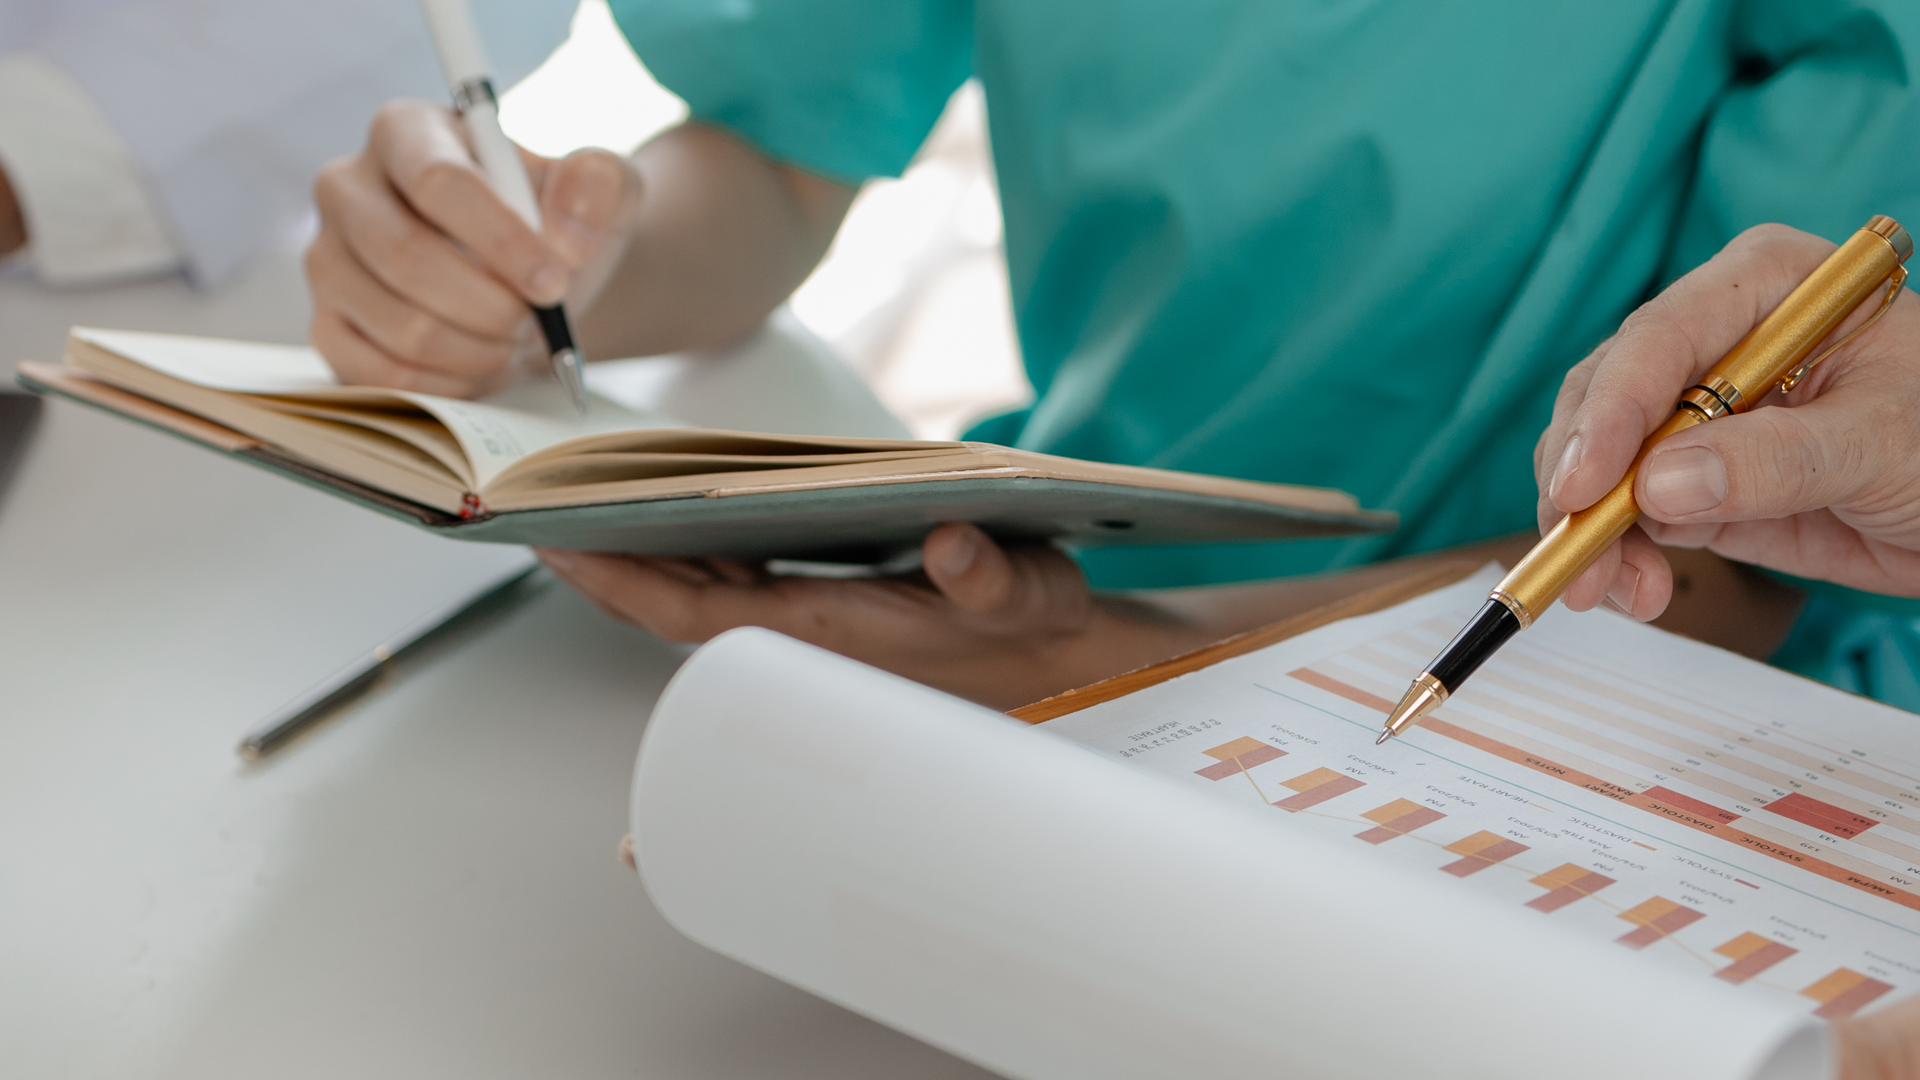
(575, 122, 856, 359)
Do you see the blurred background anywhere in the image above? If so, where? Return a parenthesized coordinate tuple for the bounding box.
(499, 0, 1031, 440)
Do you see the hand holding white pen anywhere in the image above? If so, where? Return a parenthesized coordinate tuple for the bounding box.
(418, 0, 587, 412)
(305, 10, 630, 400)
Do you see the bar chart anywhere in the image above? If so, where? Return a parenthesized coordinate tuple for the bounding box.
(1048, 572, 1920, 1020)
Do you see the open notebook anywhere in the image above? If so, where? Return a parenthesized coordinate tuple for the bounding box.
(17, 329, 1393, 561)
(627, 566, 1920, 1079)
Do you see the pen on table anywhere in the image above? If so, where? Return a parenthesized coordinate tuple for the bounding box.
(418, 0, 589, 416)
(1377, 215, 1914, 745)
(237, 564, 547, 762)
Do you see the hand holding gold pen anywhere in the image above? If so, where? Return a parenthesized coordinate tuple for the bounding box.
(1381, 216, 1916, 743)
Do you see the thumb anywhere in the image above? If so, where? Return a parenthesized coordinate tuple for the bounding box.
(529, 146, 630, 267)
(1636, 394, 1879, 525)
(922, 522, 1014, 614)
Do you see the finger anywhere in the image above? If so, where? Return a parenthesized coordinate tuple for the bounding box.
(923, 523, 1093, 634)
(305, 226, 524, 378)
(539, 550, 720, 641)
(1836, 992, 1920, 1080)
(315, 151, 531, 344)
(1636, 387, 1894, 525)
(535, 148, 631, 266)
(923, 523, 1013, 614)
(372, 101, 570, 306)
(1559, 530, 1622, 613)
(1603, 527, 1673, 621)
(1552, 225, 1836, 514)
(1649, 511, 1920, 598)
(1536, 337, 1607, 496)
(310, 308, 499, 398)
(1556, 525, 1672, 621)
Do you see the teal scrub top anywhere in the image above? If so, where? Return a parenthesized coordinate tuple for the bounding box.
(610, 0, 1920, 710)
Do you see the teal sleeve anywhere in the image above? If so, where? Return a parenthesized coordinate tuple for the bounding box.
(1668, 0, 1920, 272)
(1773, 594, 1920, 714)
(607, 0, 972, 182)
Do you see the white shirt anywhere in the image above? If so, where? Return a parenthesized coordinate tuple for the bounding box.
(0, 0, 573, 288)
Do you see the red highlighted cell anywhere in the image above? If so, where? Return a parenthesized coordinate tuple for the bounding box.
(1643, 786, 1741, 825)
(1765, 793, 1879, 839)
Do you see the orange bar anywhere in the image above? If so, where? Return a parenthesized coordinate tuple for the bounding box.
(1272, 768, 1364, 811)
(1194, 737, 1286, 780)
(1355, 800, 1446, 844)
(1526, 864, 1615, 913)
(1714, 932, 1775, 962)
(1440, 831, 1529, 877)
(1803, 969, 1895, 1019)
(1204, 737, 1270, 761)
(1364, 799, 1424, 824)
(1713, 934, 1798, 984)
(1616, 897, 1704, 949)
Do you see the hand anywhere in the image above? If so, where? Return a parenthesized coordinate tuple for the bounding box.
(538, 523, 1211, 710)
(1837, 994, 1920, 1079)
(1536, 223, 1920, 620)
(307, 99, 631, 397)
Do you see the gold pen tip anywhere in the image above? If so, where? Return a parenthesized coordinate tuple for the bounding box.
(1380, 673, 1449, 742)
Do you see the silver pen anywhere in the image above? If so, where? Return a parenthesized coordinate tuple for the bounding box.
(236, 564, 547, 761)
(419, 0, 589, 414)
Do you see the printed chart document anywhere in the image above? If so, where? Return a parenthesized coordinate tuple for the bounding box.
(624, 567, 1920, 1080)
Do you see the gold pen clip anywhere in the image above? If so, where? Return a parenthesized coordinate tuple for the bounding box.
(1778, 263, 1908, 393)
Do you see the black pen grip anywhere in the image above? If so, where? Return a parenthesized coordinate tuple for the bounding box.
(1428, 599, 1522, 692)
(533, 304, 576, 353)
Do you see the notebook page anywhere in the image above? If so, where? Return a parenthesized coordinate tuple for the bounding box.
(1045, 566, 1920, 1027)
(632, 629, 1822, 1080)
(72, 328, 675, 489)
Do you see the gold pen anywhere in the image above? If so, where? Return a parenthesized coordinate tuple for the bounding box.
(1378, 215, 1913, 744)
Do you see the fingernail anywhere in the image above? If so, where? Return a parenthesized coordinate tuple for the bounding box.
(528, 265, 567, 304)
(1607, 564, 1642, 617)
(1548, 435, 1583, 504)
(936, 528, 980, 581)
(1644, 446, 1728, 516)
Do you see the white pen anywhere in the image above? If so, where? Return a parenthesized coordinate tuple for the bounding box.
(418, 0, 589, 415)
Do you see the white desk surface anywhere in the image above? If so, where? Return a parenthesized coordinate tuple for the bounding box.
(0, 251, 995, 1079)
